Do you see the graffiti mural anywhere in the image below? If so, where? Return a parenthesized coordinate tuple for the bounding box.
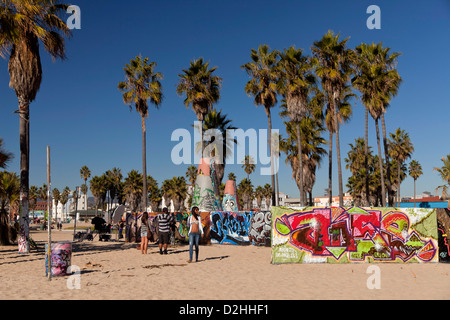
(249, 211, 271, 247)
(272, 207, 439, 264)
(210, 211, 253, 245)
(437, 208, 450, 263)
(45, 242, 72, 276)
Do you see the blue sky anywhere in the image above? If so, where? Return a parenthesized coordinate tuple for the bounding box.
(0, 0, 449, 199)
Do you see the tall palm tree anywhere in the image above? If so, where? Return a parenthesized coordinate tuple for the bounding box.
(277, 46, 317, 206)
(312, 30, 355, 206)
(408, 160, 422, 208)
(241, 44, 279, 206)
(118, 55, 163, 212)
(90, 176, 105, 217)
(241, 155, 256, 180)
(200, 108, 237, 184)
(80, 166, 91, 211)
(388, 128, 414, 206)
(1, 0, 72, 253)
(52, 187, 60, 222)
(434, 155, 450, 207)
(177, 58, 222, 155)
(228, 172, 236, 181)
(59, 186, 70, 220)
(0, 139, 13, 169)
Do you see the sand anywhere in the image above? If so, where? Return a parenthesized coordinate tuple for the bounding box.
(0, 224, 449, 300)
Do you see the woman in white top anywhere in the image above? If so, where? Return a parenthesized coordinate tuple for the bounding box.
(187, 206, 203, 262)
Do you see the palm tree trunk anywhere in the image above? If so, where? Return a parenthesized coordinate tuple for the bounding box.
(84, 178, 87, 211)
(296, 123, 305, 206)
(18, 102, 30, 253)
(266, 108, 276, 206)
(397, 162, 401, 207)
(364, 107, 369, 206)
(333, 96, 344, 207)
(413, 178, 416, 208)
(141, 115, 148, 211)
(328, 130, 333, 207)
(381, 113, 393, 206)
(375, 118, 386, 207)
(275, 160, 280, 207)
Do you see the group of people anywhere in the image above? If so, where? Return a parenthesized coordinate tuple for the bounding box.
(140, 207, 204, 263)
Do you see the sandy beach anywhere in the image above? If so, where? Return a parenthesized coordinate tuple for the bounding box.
(0, 224, 449, 301)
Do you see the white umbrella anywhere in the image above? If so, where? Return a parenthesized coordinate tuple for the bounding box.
(112, 205, 126, 224)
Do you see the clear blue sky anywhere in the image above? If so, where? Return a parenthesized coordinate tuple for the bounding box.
(0, 0, 449, 199)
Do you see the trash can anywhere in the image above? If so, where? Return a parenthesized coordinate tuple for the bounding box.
(45, 242, 73, 276)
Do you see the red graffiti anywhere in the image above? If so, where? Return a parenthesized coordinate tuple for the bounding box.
(275, 207, 437, 262)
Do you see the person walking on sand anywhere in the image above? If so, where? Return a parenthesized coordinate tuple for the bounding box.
(140, 212, 150, 254)
(158, 207, 173, 255)
(187, 206, 203, 263)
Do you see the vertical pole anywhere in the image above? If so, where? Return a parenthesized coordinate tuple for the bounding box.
(47, 146, 52, 281)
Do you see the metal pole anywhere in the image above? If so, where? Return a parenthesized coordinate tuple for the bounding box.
(47, 146, 52, 281)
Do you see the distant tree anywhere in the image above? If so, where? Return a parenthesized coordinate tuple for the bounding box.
(408, 160, 423, 208)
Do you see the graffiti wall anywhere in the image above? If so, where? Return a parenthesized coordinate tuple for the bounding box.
(249, 211, 272, 247)
(437, 208, 450, 263)
(272, 207, 439, 264)
(210, 211, 271, 246)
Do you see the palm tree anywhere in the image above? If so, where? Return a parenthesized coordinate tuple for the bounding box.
(254, 186, 265, 209)
(241, 155, 256, 180)
(280, 107, 326, 206)
(237, 178, 253, 210)
(59, 186, 70, 220)
(162, 177, 188, 212)
(241, 44, 279, 206)
(388, 128, 414, 206)
(277, 46, 317, 206)
(105, 168, 122, 210)
(0, 139, 13, 169)
(118, 55, 163, 211)
(408, 160, 422, 208)
(312, 31, 355, 206)
(0, 171, 19, 245)
(29, 185, 39, 219)
(80, 166, 91, 211)
(123, 170, 143, 212)
(1, 0, 72, 253)
(262, 183, 272, 210)
(52, 187, 60, 222)
(200, 108, 237, 184)
(434, 155, 450, 207)
(177, 58, 222, 155)
(90, 176, 105, 217)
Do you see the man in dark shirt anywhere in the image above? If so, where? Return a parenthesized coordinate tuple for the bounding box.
(158, 207, 173, 254)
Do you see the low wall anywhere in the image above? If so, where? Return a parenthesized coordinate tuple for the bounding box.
(210, 211, 271, 246)
(437, 208, 450, 263)
(272, 207, 439, 264)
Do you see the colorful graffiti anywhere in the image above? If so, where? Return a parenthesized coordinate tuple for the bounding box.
(210, 211, 253, 245)
(437, 208, 450, 263)
(272, 207, 439, 264)
(45, 242, 72, 276)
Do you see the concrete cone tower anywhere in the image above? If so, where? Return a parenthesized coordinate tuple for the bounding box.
(222, 180, 240, 211)
(191, 158, 222, 212)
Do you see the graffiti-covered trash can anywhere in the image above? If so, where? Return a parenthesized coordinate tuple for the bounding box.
(45, 242, 73, 276)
